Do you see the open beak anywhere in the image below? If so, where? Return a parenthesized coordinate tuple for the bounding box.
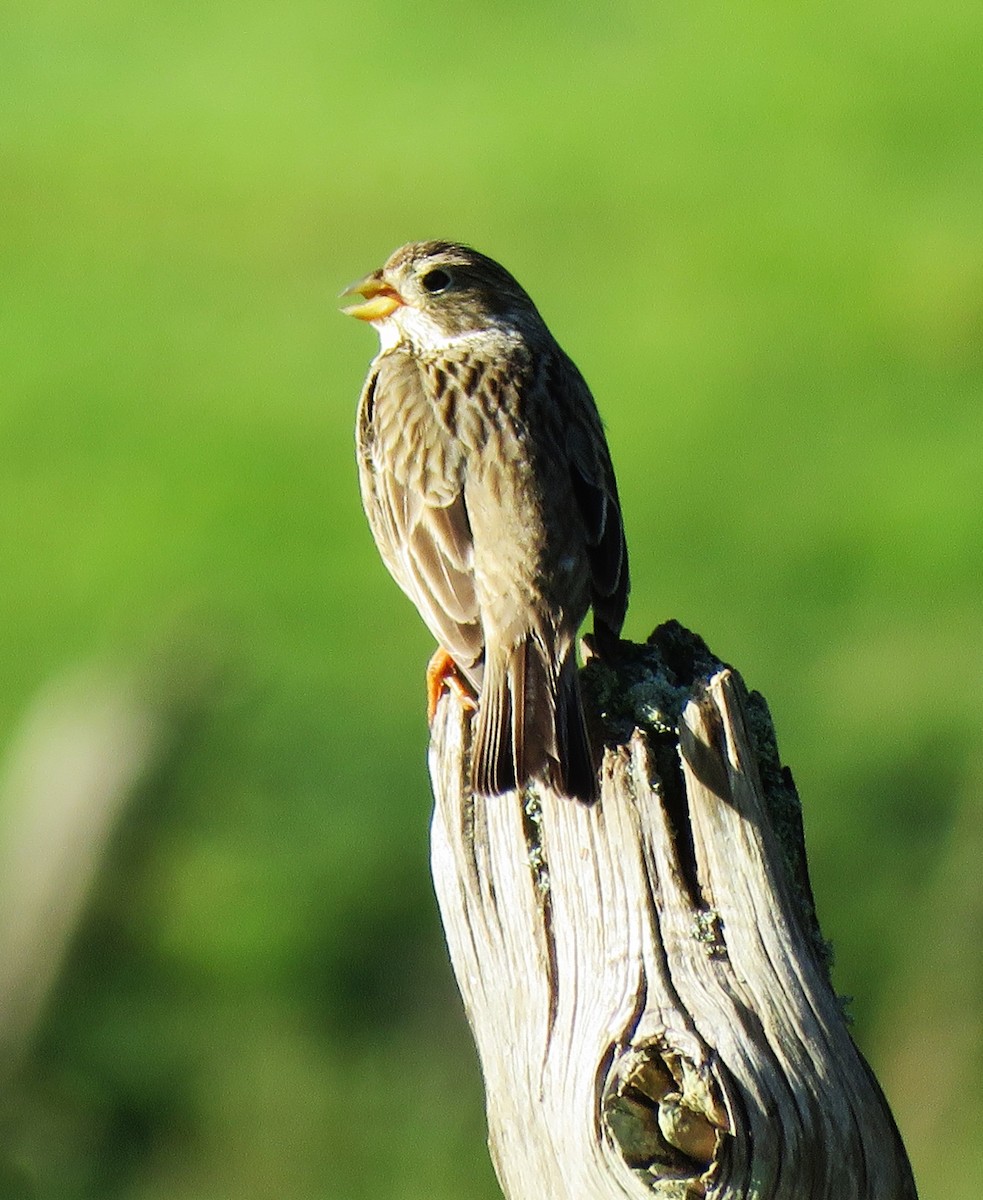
(340, 271, 404, 322)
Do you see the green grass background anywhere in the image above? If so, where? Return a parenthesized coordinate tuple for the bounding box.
(2, 0, 982, 1195)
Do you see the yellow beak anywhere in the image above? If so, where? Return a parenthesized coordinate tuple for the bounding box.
(340, 272, 404, 322)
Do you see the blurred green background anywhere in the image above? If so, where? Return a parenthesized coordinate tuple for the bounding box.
(2, 0, 982, 1195)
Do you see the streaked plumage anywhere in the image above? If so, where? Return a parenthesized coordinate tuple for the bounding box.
(344, 241, 628, 801)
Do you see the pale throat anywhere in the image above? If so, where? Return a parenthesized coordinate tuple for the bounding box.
(372, 307, 521, 358)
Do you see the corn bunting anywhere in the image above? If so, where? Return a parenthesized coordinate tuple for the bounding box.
(343, 241, 628, 801)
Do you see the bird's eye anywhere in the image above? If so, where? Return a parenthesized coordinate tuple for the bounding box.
(421, 268, 452, 293)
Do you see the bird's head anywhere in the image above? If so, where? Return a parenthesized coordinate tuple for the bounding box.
(341, 241, 540, 351)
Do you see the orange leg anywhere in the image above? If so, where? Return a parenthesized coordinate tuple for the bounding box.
(426, 647, 477, 723)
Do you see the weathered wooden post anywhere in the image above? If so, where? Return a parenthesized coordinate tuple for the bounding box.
(429, 621, 917, 1200)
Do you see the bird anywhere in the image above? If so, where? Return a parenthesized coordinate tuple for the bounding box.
(343, 241, 628, 802)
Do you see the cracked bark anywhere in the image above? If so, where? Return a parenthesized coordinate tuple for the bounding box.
(428, 621, 917, 1200)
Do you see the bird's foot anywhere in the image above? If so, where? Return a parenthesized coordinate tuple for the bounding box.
(426, 647, 477, 723)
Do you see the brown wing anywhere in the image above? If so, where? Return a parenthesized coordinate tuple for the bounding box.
(356, 350, 484, 680)
(551, 353, 629, 641)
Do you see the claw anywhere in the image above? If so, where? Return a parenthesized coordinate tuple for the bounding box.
(426, 647, 477, 723)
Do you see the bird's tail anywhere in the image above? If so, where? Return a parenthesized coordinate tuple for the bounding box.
(471, 636, 598, 803)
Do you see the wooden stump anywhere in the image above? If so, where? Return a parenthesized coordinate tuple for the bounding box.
(429, 621, 917, 1200)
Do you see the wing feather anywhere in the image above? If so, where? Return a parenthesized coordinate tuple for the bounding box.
(554, 357, 629, 638)
(356, 352, 484, 677)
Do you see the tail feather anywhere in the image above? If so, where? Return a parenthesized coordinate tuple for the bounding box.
(554, 658, 597, 803)
(509, 633, 528, 787)
(470, 636, 598, 802)
(471, 658, 514, 797)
